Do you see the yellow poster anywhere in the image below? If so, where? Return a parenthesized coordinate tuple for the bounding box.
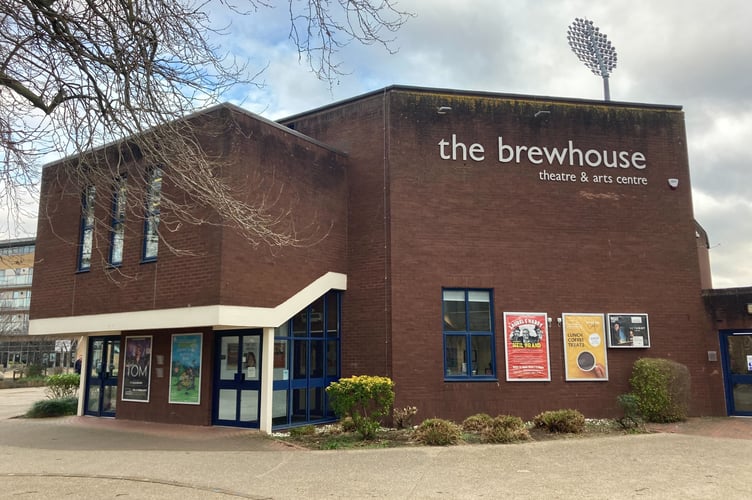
(562, 313, 608, 381)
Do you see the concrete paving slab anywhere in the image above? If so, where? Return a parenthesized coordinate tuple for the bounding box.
(2, 388, 752, 499)
(0, 386, 47, 419)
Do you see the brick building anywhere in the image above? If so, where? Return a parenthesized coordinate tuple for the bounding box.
(30, 86, 745, 431)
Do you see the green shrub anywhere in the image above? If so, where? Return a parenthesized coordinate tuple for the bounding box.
(26, 397, 78, 418)
(26, 364, 44, 378)
(629, 358, 690, 423)
(480, 415, 531, 443)
(392, 406, 418, 429)
(616, 393, 642, 429)
(462, 413, 493, 432)
(533, 409, 586, 434)
(326, 375, 395, 439)
(413, 418, 462, 446)
(45, 373, 80, 399)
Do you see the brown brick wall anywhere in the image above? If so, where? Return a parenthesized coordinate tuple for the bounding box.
(705, 288, 752, 330)
(384, 90, 724, 420)
(282, 96, 391, 377)
(31, 148, 222, 319)
(286, 88, 726, 421)
(116, 327, 214, 425)
(31, 106, 347, 321)
(31, 88, 730, 425)
(217, 111, 348, 308)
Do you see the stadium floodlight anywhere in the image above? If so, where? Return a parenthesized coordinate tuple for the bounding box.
(567, 18, 618, 101)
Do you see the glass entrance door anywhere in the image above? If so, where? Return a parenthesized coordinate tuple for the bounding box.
(213, 330, 262, 427)
(721, 332, 752, 416)
(84, 336, 120, 417)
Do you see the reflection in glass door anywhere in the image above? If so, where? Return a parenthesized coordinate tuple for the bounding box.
(721, 332, 752, 416)
(273, 291, 340, 429)
(213, 330, 262, 427)
(84, 336, 120, 417)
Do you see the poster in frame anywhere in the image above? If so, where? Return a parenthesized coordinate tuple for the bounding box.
(122, 336, 152, 402)
(503, 312, 551, 382)
(562, 313, 608, 382)
(169, 333, 203, 405)
(607, 313, 650, 348)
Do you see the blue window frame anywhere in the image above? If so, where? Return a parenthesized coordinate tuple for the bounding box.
(442, 289, 496, 379)
(78, 186, 96, 271)
(141, 167, 162, 262)
(272, 291, 340, 429)
(109, 177, 127, 266)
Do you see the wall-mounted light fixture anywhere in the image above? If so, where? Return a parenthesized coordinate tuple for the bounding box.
(534, 110, 551, 119)
(437, 106, 452, 115)
(668, 178, 679, 190)
(547, 317, 553, 327)
(557, 318, 562, 327)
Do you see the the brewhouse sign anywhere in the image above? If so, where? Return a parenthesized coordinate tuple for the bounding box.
(437, 134, 648, 186)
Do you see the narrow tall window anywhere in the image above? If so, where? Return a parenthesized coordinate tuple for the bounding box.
(109, 177, 127, 266)
(442, 289, 495, 379)
(142, 167, 162, 262)
(78, 186, 96, 271)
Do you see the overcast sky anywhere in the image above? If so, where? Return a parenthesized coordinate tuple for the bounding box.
(208, 0, 749, 289)
(14, 0, 747, 289)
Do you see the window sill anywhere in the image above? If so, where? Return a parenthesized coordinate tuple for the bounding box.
(444, 375, 497, 382)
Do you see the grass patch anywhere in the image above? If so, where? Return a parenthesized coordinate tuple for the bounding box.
(0, 377, 47, 389)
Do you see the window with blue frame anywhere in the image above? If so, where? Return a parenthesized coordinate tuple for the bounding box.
(78, 186, 96, 271)
(442, 289, 495, 379)
(272, 291, 340, 428)
(142, 167, 162, 262)
(109, 177, 127, 266)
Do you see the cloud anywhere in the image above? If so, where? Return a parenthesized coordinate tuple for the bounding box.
(16, 0, 750, 287)
(219, 0, 750, 287)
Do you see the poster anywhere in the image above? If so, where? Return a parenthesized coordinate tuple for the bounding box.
(563, 314, 608, 381)
(504, 312, 551, 381)
(169, 333, 202, 405)
(122, 336, 152, 402)
(607, 313, 650, 348)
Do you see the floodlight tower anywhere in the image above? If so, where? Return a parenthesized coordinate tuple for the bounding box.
(567, 18, 618, 101)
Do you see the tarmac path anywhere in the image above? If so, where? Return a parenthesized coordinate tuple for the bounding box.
(1, 387, 752, 499)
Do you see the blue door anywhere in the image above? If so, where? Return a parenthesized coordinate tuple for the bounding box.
(272, 292, 340, 429)
(84, 336, 120, 417)
(213, 330, 262, 427)
(720, 331, 752, 416)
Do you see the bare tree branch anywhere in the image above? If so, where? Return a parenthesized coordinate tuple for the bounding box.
(0, 0, 411, 264)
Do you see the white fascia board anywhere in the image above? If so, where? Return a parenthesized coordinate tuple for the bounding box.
(29, 271, 347, 336)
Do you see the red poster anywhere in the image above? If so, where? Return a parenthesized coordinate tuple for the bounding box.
(504, 312, 551, 381)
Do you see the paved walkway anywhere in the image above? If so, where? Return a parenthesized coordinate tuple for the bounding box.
(2, 387, 752, 499)
(646, 416, 752, 440)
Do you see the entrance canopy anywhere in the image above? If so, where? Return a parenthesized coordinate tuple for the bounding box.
(29, 272, 346, 337)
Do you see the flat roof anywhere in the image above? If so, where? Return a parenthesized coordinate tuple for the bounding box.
(703, 287, 752, 297)
(279, 84, 683, 123)
(0, 237, 35, 249)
